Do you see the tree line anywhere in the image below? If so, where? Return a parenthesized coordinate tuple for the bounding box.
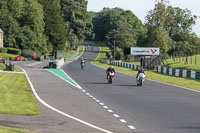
(0, 0, 199, 59)
(91, 0, 200, 60)
(0, 0, 92, 55)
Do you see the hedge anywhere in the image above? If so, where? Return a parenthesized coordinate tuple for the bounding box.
(22, 49, 35, 57)
(22, 49, 41, 57)
(0, 48, 8, 53)
(7, 48, 21, 55)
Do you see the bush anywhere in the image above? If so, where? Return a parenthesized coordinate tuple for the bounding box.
(0, 48, 8, 53)
(7, 48, 21, 55)
(22, 49, 41, 57)
(22, 49, 34, 57)
(115, 47, 124, 60)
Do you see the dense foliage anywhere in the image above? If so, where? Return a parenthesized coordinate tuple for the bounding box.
(92, 0, 200, 60)
(0, 0, 91, 55)
(145, 0, 200, 56)
(0, 0, 199, 59)
(93, 8, 145, 60)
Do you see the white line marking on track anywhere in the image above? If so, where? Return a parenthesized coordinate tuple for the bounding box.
(119, 119, 127, 123)
(96, 100, 100, 102)
(99, 103, 104, 105)
(18, 66, 114, 133)
(103, 106, 108, 109)
(108, 110, 113, 113)
(113, 114, 120, 118)
(0, 71, 24, 74)
(128, 125, 136, 130)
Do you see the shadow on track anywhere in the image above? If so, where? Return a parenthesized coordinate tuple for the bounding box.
(85, 82, 109, 85)
(115, 84, 138, 87)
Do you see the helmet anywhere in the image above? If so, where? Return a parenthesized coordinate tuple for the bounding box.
(110, 66, 113, 68)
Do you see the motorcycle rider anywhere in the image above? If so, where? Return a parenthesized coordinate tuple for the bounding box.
(80, 58, 85, 66)
(106, 66, 115, 79)
(136, 67, 145, 80)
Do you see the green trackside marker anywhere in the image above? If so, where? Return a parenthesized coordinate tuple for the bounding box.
(46, 69, 81, 89)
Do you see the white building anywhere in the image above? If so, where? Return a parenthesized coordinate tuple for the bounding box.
(0, 28, 3, 47)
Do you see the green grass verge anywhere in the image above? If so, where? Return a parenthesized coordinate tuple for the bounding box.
(0, 63, 23, 72)
(162, 55, 200, 71)
(0, 126, 33, 133)
(65, 45, 84, 63)
(0, 53, 24, 61)
(0, 72, 40, 116)
(91, 41, 200, 91)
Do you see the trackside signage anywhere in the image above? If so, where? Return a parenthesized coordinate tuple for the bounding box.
(130, 47, 160, 55)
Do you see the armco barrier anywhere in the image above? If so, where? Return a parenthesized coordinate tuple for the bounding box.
(157, 66, 200, 80)
(109, 60, 139, 71)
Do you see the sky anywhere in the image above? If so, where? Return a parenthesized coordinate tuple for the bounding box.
(87, 0, 200, 37)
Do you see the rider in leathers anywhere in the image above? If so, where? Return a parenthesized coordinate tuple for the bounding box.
(106, 66, 115, 79)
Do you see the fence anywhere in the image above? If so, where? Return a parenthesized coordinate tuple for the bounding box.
(102, 60, 140, 71)
(157, 66, 200, 80)
(169, 55, 200, 65)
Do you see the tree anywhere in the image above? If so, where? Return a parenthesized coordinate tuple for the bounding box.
(0, 0, 48, 54)
(145, 0, 199, 56)
(38, 0, 67, 52)
(61, 0, 92, 48)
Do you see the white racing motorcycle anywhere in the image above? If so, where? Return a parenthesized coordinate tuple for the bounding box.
(136, 73, 145, 86)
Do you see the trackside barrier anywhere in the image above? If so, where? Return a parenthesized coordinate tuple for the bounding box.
(157, 66, 200, 80)
(57, 58, 65, 68)
(108, 60, 139, 71)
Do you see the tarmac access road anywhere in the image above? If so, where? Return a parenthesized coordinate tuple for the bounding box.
(62, 42, 200, 133)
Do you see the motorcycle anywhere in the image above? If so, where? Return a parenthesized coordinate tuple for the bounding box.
(81, 62, 85, 70)
(136, 73, 145, 86)
(108, 72, 115, 84)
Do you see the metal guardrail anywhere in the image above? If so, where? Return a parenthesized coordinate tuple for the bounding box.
(103, 60, 139, 71)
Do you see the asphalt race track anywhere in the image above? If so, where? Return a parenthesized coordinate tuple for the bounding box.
(63, 42, 200, 133)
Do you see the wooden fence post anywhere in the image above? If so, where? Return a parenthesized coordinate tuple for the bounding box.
(195, 56, 197, 65)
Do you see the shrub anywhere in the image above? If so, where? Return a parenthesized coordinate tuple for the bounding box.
(22, 49, 41, 57)
(7, 48, 21, 55)
(115, 47, 124, 60)
(0, 48, 8, 53)
(22, 49, 34, 57)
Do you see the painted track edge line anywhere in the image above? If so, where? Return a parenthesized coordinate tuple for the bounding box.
(17, 66, 113, 133)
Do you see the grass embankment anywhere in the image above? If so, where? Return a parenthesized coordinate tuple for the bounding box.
(162, 55, 200, 71)
(65, 45, 84, 63)
(0, 53, 24, 61)
(0, 72, 40, 115)
(0, 63, 23, 72)
(0, 126, 33, 133)
(90, 41, 200, 91)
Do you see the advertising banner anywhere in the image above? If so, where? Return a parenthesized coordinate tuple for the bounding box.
(130, 47, 160, 55)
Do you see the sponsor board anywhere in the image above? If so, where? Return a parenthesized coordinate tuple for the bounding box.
(130, 47, 160, 55)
